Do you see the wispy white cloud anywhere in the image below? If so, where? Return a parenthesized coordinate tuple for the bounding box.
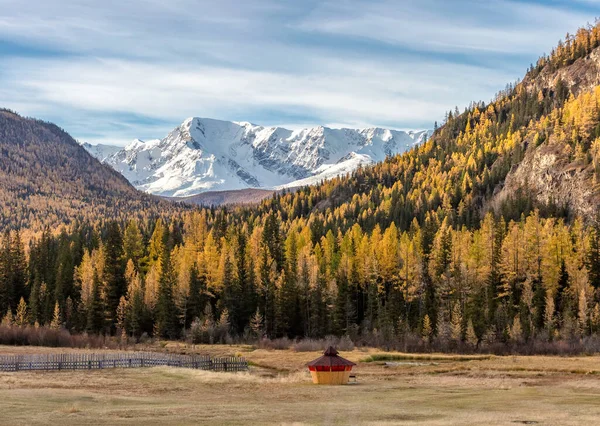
(1, 54, 513, 144)
(0, 0, 597, 144)
(295, 0, 592, 54)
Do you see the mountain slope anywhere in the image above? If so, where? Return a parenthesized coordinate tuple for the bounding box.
(87, 119, 430, 197)
(0, 110, 181, 232)
(241, 28, 600, 230)
(485, 46, 600, 219)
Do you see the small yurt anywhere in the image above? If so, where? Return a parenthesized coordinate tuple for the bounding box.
(307, 346, 356, 385)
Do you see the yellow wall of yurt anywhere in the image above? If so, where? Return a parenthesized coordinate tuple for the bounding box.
(310, 370, 351, 385)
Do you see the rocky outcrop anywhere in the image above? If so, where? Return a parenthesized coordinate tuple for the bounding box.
(489, 141, 600, 219)
(523, 46, 600, 97)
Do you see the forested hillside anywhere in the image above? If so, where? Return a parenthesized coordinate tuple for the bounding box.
(3, 24, 600, 351)
(0, 110, 181, 233)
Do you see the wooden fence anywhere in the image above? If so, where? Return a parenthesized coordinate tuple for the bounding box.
(0, 352, 248, 373)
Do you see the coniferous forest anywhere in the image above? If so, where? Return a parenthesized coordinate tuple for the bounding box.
(4, 23, 600, 353)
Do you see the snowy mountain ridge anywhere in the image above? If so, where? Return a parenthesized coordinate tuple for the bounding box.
(80, 142, 122, 162)
(83, 117, 431, 197)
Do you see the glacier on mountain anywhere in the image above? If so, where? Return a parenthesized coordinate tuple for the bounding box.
(83, 117, 431, 197)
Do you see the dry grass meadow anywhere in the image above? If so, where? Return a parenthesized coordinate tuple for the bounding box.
(1, 344, 600, 425)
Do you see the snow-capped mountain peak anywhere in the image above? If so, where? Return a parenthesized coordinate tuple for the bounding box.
(79, 141, 123, 162)
(83, 117, 431, 197)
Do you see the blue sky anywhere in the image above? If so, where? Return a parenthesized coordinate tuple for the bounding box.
(0, 0, 598, 145)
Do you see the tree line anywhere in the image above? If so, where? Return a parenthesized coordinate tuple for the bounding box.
(1, 207, 600, 349)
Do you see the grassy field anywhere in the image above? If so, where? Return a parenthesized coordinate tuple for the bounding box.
(1, 344, 600, 425)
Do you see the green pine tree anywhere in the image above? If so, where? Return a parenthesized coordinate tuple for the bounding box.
(155, 250, 178, 339)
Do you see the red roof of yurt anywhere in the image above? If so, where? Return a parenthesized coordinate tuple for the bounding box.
(306, 346, 356, 367)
